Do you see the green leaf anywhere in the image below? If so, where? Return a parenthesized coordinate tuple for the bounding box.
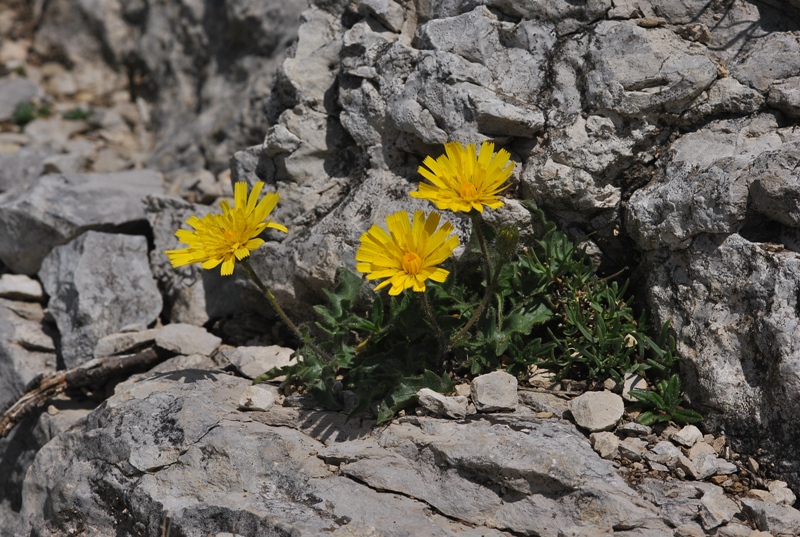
(671, 408, 704, 424)
(503, 304, 553, 337)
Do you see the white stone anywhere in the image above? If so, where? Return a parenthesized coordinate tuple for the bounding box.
(771, 486, 797, 507)
(621, 372, 648, 401)
(671, 424, 703, 447)
(417, 388, 468, 419)
(155, 323, 221, 356)
(94, 328, 160, 357)
(470, 370, 518, 412)
(221, 345, 296, 379)
(618, 437, 647, 462)
(646, 440, 682, 468)
(238, 384, 276, 412)
(589, 431, 619, 460)
(698, 487, 740, 530)
(568, 390, 624, 432)
(0, 274, 44, 301)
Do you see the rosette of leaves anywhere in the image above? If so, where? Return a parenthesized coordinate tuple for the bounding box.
(628, 374, 704, 425)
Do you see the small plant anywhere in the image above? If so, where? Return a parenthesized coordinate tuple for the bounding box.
(62, 107, 93, 121)
(165, 141, 700, 425)
(628, 373, 703, 425)
(12, 101, 52, 127)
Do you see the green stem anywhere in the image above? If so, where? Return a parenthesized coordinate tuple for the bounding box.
(448, 267, 501, 350)
(470, 211, 492, 284)
(239, 258, 332, 363)
(421, 291, 447, 369)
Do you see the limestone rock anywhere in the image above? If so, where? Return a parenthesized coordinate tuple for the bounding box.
(155, 323, 221, 357)
(220, 345, 296, 379)
(671, 425, 703, 448)
(0, 274, 43, 302)
(0, 170, 164, 275)
(698, 485, 740, 530)
(16, 370, 673, 536)
(589, 431, 619, 460)
(94, 328, 160, 358)
(38, 231, 162, 368)
(416, 388, 469, 419)
(741, 498, 800, 536)
(238, 384, 276, 412)
(470, 370, 518, 412)
(0, 298, 57, 413)
(569, 391, 624, 432)
(768, 77, 800, 118)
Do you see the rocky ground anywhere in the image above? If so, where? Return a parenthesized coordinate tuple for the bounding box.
(3, 0, 800, 536)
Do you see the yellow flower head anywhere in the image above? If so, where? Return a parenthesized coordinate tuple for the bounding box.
(356, 210, 459, 296)
(165, 181, 288, 276)
(410, 141, 515, 213)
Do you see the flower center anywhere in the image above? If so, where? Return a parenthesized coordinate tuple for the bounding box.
(401, 251, 423, 275)
(459, 182, 478, 200)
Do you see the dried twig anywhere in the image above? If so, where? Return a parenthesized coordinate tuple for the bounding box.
(0, 347, 163, 438)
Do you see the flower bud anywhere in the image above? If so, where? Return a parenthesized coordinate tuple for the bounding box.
(495, 225, 520, 262)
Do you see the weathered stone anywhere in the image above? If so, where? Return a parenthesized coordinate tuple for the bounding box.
(416, 388, 469, 419)
(0, 298, 57, 413)
(676, 455, 699, 480)
(688, 441, 716, 461)
(698, 485, 740, 530)
(219, 345, 296, 379)
(618, 437, 648, 462)
(39, 231, 162, 368)
(671, 425, 703, 448)
(589, 431, 619, 460)
(768, 76, 800, 118)
(741, 498, 800, 536)
(16, 370, 673, 536)
(238, 384, 276, 412)
(569, 391, 624, 432)
(470, 370, 518, 412)
(771, 486, 797, 507)
(94, 328, 160, 358)
(517, 390, 571, 418)
(155, 323, 221, 357)
(0, 274, 43, 302)
(0, 170, 164, 275)
(616, 422, 652, 437)
(645, 441, 682, 468)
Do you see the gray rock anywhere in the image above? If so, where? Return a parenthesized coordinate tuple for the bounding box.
(741, 498, 800, 536)
(219, 345, 296, 379)
(589, 431, 619, 459)
(416, 388, 469, 419)
(681, 77, 765, 124)
(622, 372, 647, 402)
(0, 298, 57, 413)
(155, 323, 221, 357)
(768, 77, 800, 118)
(94, 328, 160, 358)
(618, 437, 648, 462)
(671, 425, 703, 448)
(0, 274, 44, 302)
(358, 0, 405, 33)
(676, 455, 700, 480)
(0, 144, 58, 193)
(0, 170, 164, 275)
(39, 231, 162, 368)
(569, 391, 624, 432)
(16, 369, 673, 536)
(470, 370, 518, 412)
(517, 389, 571, 418)
(645, 441, 682, 468)
(238, 384, 276, 412)
(0, 78, 43, 121)
(698, 485, 740, 530)
(749, 141, 800, 227)
(616, 422, 652, 437)
(771, 486, 797, 507)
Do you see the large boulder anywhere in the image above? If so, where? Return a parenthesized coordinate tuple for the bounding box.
(17, 368, 674, 536)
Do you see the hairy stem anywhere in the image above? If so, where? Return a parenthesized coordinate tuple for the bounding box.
(470, 211, 492, 283)
(421, 291, 447, 368)
(239, 258, 332, 363)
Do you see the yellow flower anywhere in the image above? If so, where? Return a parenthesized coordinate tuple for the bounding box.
(410, 141, 515, 213)
(356, 210, 459, 296)
(165, 181, 288, 276)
